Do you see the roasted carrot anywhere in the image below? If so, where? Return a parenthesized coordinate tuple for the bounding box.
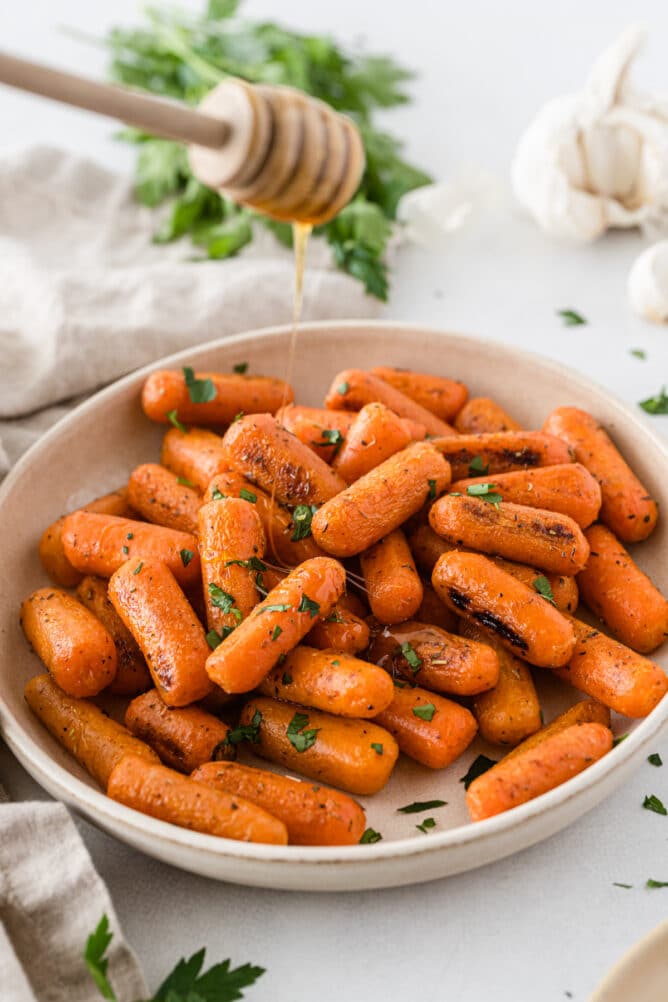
(407, 523, 453, 575)
(109, 559, 212, 707)
(24, 674, 158, 788)
(429, 494, 590, 575)
(127, 463, 201, 534)
(205, 557, 346, 693)
(75, 576, 152, 696)
(337, 591, 370, 618)
(551, 617, 668, 718)
(191, 761, 366, 846)
(577, 524, 668, 653)
(125, 689, 235, 773)
(160, 427, 229, 492)
(429, 431, 573, 482)
(414, 583, 458, 633)
(367, 620, 499, 696)
(142, 369, 292, 425)
(502, 700, 611, 761)
(258, 646, 393, 717)
(432, 551, 576, 668)
(198, 498, 266, 637)
(454, 396, 522, 434)
(312, 442, 451, 558)
(332, 402, 425, 484)
(459, 620, 541, 746)
(20, 588, 117, 697)
(325, 369, 457, 437)
(276, 405, 355, 463)
(370, 366, 468, 422)
(239, 697, 398, 795)
(61, 511, 200, 587)
(39, 487, 134, 587)
(543, 406, 658, 542)
(306, 605, 371, 654)
(374, 685, 478, 769)
(108, 754, 288, 844)
(465, 722, 613, 821)
(451, 463, 602, 529)
(491, 557, 579, 614)
(360, 529, 423, 625)
(203, 470, 323, 566)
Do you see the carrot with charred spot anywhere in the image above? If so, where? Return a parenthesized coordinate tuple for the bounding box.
(429, 431, 573, 482)
(125, 689, 235, 773)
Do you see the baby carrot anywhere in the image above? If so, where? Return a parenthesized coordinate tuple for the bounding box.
(24, 674, 158, 788)
(577, 524, 668, 653)
(127, 463, 201, 534)
(75, 576, 152, 696)
(361, 529, 423, 625)
(306, 605, 371, 654)
(205, 557, 346, 693)
(220, 413, 346, 506)
(239, 697, 398, 795)
(325, 369, 457, 437)
(160, 427, 229, 492)
(502, 700, 611, 761)
(466, 722, 613, 821)
(459, 621, 541, 747)
(21, 588, 117, 697)
(432, 551, 576, 668)
(429, 431, 573, 482)
(374, 685, 478, 769)
(203, 471, 323, 566)
(551, 617, 668, 718)
(429, 495, 590, 575)
(407, 523, 453, 575)
(454, 396, 522, 434)
(125, 689, 235, 773)
(337, 591, 370, 618)
(312, 442, 451, 558)
(414, 583, 458, 633)
(258, 646, 394, 717)
(543, 406, 658, 542)
(491, 557, 579, 614)
(61, 511, 200, 587)
(276, 405, 355, 463)
(451, 463, 602, 529)
(142, 369, 292, 425)
(367, 620, 499, 696)
(370, 366, 468, 422)
(198, 498, 266, 636)
(332, 402, 425, 484)
(191, 761, 367, 846)
(108, 754, 288, 844)
(109, 559, 212, 707)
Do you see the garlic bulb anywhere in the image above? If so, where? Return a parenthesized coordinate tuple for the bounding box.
(512, 27, 668, 241)
(396, 172, 503, 249)
(628, 240, 668, 323)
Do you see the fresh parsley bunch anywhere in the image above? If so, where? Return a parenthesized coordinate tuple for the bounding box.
(105, 0, 431, 299)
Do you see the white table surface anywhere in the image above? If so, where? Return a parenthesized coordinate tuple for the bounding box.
(2, 1, 668, 999)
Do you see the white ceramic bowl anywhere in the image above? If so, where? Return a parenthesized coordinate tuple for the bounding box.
(1, 322, 667, 892)
(591, 920, 668, 1002)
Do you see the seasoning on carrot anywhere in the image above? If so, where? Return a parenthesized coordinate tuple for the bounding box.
(431, 551, 576, 668)
(205, 557, 346, 694)
(542, 406, 658, 542)
(142, 368, 293, 426)
(127, 463, 201, 534)
(191, 761, 366, 846)
(160, 427, 229, 492)
(20, 588, 117, 697)
(374, 685, 478, 769)
(306, 605, 371, 654)
(454, 396, 522, 434)
(577, 523, 668, 653)
(370, 366, 468, 422)
(108, 754, 288, 844)
(24, 673, 158, 788)
(465, 722, 613, 821)
(239, 696, 397, 795)
(332, 402, 425, 484)
(108, 558, 212, 707)
(312, 441, 451, 558)
(360, 529, 424, 625)
(75, 576, 152, 696)
(502, 700, 611, 761)
(325, 369, 457, 437)
(125, 689, 235, 773)
(491, 557, 579, 614)
(429, 431, 573, 482)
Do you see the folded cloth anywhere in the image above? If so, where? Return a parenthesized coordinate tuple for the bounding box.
(0, 796, 147, 1002)
(0, 145, 380, 474)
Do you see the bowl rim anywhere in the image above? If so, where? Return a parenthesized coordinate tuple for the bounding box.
(2, 319, 668, 866)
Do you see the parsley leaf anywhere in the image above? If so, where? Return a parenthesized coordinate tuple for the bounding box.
(466, 483, 503, 507)
(167, 409, 187, 433)
(360, 828, 382, 844)
(397, 799, 447, 814)
(298, 594, 320, 618)
(639, 387, 668, 415)
(211, 486, 225, 501)
(206, 626, 234, 649)
(182, 366, 217, 403)
(177, 475, 195, 487)
(533, 575, 556, 605)
(281, 671, 292, 685)
(224, 556, 267, 573)
(83, 915, 116, 1001)
(259, 603, 291, 614)
(613, 882, 633, 889)
(271, 625, 282, 641)
(209, 583, 242, 621)
(133, 562, 143, 575)
(427, 478, 437, 501)
(312, 428, 344, 452)
(371, 742, 383, 755)
(648, 753, 663, 767)
(225, 709, 262, 747)
(337, 381, 349, 395)
(468, 455, 489, 476)
(643, 794, 667, 816)
(286, 711, 319, 752)
(459, 754, 498, 790)
(180, 548, 195, 567)
(398, 641, 422, 672)
(239, 487, 257, 503)
(291, 504, 318, 541)
(630, 349, 646, 360)
(647, 878, 668, 888)
(613, 734, 628, 747)
(557, 309, 587, 326)
(416, 817, 436, 834)
(233, 362, 248, 374)
(412, 703, 435, 721)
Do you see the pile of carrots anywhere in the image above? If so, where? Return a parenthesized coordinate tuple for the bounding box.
(20, 362, 668, 847)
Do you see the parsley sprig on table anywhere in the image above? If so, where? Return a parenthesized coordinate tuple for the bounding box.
(103, 0, 431, 299)
(84, 914, 265, 1001)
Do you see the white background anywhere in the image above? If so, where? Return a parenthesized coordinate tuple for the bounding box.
(2, 1, 668, 999)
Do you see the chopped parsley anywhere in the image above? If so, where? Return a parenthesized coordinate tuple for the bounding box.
(122, 545, 129, 555)
(326, 609, 344, 623)
(648, 753, 663, 767)
(557, 309, 587, 326)
(371, 742, 383, 755)
(225, 709, 262, 746)
(630, 349, 646, 360)
(271, 625, 283, 641)
(133, 562, 143, 575)
(312, 428, 344, 452)
(291, 504, 317, 541)
(613, 882, 633, 889)
(126, 533, 134, 540)
(180, 548, 195, 567)
(416, 817, 436, 834)
(427, 478, 437, 501)
(239, 487, 257, 504)
(643, 794, 667, 816)
(233, 362, 248, 374)
(224, 556, 267, 573)
(286, 712, 319, 752)
(337, 381, 349, 395)
(259, 603, 291, 614)
(359, 828, 382, 844)
(206, 629, 223, 649)
(177, 475, 195, 487)
(613, 734, 628, 748)
(297, 594, 320, 618)
(639, 387, 668, 415)
(211, 486, 225, 501)
(397, 799, 447, 814)
(533, 575, 556, 605)
(646, 878, 668, 888)
(468, 455, 489, 476)
(460, 754, 498, 790)
(166, 409, 187, 433)
(466, 483, 502, 507)
(412, 703, 435, 722)
(281, 672, 292, 685)
(182, 365, 217, 403)
(208, 583, 242, 621)
(399, 641, 422, 673)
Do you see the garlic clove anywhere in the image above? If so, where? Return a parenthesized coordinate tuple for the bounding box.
(628, 240, 668, 323)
